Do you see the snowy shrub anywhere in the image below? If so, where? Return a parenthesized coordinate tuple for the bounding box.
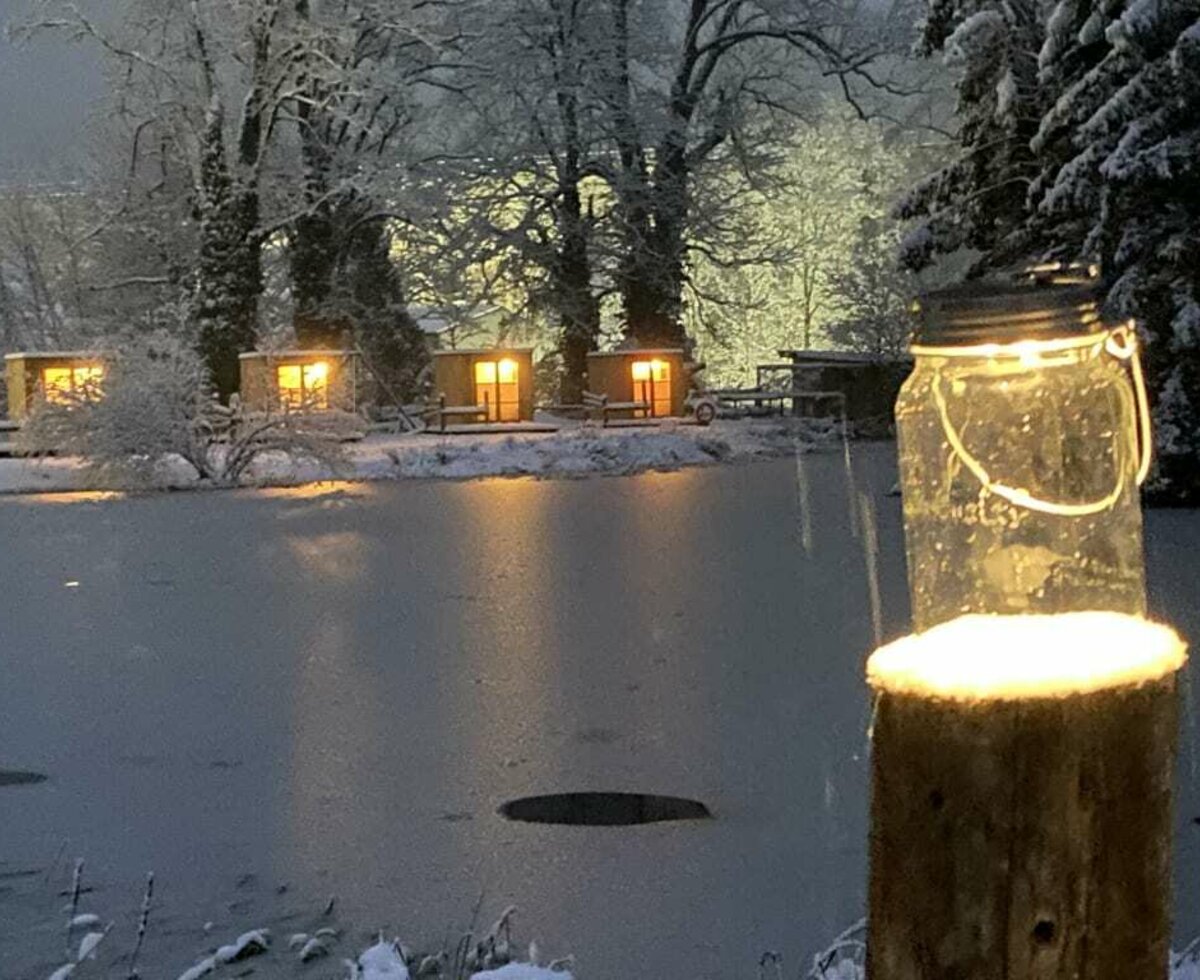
(17, 333, 349, 487)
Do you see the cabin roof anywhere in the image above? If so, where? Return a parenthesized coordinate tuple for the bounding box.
(586, 348, 685, 358)
(431, 347, 534, 356)
(777, 348, 911, 365)
(238, 350, 358, 360)
(5, 351, 106, 360)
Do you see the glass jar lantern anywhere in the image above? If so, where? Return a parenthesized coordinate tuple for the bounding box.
(896, 280, 1152, 632)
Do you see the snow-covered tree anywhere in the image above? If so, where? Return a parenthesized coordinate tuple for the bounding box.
(19, 1, 336, 398)
(1077, 0, 1200, 498)
(895, 0, 1045, 271)
(904, 0, 1200, 498)
(825, 227, 917, 358)
(689, 110, 915, 383)
(600, 0, 914, 349)
(442, 0, 609, 402)
(284, 0, 456, 401)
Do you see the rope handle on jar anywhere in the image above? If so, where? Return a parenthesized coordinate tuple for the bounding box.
(931, 323, 1153, 517)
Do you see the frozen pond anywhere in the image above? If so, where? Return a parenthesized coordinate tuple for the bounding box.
(0, 445, 1196, 978)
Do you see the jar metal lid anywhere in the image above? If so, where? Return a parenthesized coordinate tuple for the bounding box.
(912, 279, 1106, 348)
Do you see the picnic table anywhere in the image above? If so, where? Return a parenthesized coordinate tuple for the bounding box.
(426, 394, 489, 432)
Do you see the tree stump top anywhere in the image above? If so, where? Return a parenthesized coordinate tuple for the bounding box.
(867, 612, 1186, 702)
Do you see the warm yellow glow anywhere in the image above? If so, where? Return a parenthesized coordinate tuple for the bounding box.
(42, 364, 105, 404)
(254, 481, 370, 501)
(304, 361, 328, 386)
(631, 359, 672, 416)
(74, 365, 104, 389)
(473, 359, 519, 421)
(21, 491, 127, 505)
(278, 361, 329, 410)
(867, 613, 1187, 701)
(42, 367, 73, 403)
(277, 364, 302, 393)
(910, 329, 1109, 360)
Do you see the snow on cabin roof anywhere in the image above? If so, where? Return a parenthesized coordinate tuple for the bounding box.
(5, 351, 107, 360)
(777, 348, 911, 365)
(431, 347, 534, 356)
(586, 348, 684, 357)
(238, 350, 358, 360)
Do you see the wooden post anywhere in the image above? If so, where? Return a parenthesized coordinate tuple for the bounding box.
(866, 615, 1186, 980)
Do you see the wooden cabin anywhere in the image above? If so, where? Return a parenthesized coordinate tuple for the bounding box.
(238, 350, 359, 414)
(585, 349, 687, 419)
(774, 349, 911, 421)
(431, 348, 535, 422)
(4, 351, 108, 422)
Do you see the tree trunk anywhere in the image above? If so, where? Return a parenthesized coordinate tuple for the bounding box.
(290, 38, 345, 350)
(868, 671, 1179, 980)
(193, 109, 261, 402)
(619, 139, 689, 349)
(556, 182, 599, 404)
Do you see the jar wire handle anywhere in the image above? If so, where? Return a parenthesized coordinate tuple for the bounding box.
(1105, 322, 1153, 486)
(931, 324, 1151, 517)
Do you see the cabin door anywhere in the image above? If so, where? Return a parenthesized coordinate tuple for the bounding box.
(630, 359, 671, 417)
(474, 359, 520, 421)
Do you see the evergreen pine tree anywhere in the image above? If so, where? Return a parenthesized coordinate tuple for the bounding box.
(895, 0, 1046, 272)
(1037, 0, 1200, 497)
(904, 0, 1200, 498)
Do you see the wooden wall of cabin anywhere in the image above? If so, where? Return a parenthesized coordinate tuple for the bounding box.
(433, 350, 535, 421)
(239, 354, 356, 413)
(585, 351, 686, 418)
(5, 358, 25, 421)
(5, 356, 106, 422)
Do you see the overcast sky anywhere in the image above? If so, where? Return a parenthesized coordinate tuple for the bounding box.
(0, 0, 106, 180)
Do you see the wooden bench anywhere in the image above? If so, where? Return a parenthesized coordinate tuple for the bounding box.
(582, 390, 651, 427)
(432, 393, 489, 432)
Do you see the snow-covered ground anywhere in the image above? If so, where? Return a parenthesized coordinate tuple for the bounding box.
(0, 418, 839, 494)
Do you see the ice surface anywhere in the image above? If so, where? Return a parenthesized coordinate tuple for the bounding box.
(0, 447, 1194, 980)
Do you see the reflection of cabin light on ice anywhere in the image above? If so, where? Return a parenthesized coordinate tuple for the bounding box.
(867, 612, 1186, 701)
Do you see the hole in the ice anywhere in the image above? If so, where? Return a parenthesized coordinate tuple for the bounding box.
(0, 770, 47, 787)
(498, 792, 712, 826)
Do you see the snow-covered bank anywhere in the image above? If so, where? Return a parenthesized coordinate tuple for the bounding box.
(0, 418, 841, 494)
(11, 857, 1196, 980)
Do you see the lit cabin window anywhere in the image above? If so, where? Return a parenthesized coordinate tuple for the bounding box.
(474, 359, 520, 421)
(277, 361, 329, 410)
(42, 364, 105, 404)
(630, 359, 671, 417)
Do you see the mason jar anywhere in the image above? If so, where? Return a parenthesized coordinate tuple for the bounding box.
(896, 280, 1151, 632)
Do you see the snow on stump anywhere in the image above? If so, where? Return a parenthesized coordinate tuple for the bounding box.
(865, 613, 1187, 980)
